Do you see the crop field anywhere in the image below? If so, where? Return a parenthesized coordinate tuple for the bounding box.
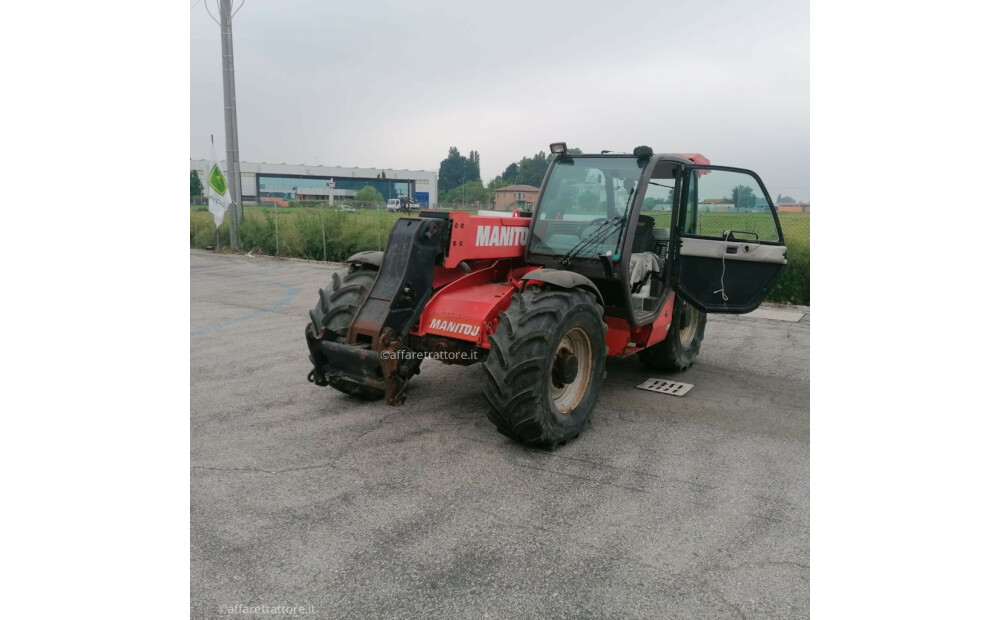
(190, 206, 809, 304)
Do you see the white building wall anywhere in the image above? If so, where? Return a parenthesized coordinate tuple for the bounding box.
(190, 160, 438, 206)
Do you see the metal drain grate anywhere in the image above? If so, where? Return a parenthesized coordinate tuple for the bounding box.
(635, 378, 694, 397)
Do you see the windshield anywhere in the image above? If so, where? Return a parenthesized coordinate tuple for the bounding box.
(529, 156, 646, 259)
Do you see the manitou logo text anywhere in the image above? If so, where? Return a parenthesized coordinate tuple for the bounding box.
(428, 318, 481, 337)
(475, 226, 529, 247)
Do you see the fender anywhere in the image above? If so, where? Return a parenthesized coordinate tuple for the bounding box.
(520, 268, 604, 305)
(346, 250, 383, 269)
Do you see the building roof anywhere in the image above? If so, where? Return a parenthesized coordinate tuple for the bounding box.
(495, 184, 539, 192)
(189, 159, 436, 181)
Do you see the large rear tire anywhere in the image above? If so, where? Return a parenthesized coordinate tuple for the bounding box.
(638, 294, 706, 372)
(483, 285, 607, 449)
(308, 265, 384, 400)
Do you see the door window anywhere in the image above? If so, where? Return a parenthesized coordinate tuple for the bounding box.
(683, 169, 782, 243)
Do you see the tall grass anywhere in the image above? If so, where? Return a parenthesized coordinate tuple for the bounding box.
(190, 208, 406, 261)
(192, 207, 809, 305)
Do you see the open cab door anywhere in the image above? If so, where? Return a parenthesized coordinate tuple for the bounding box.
(670, 166, 788, 313)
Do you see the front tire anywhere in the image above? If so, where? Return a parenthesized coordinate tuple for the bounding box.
(308, 264, 384, 400)
(638, 294, 706, 372)
(483, 286, 607, 449)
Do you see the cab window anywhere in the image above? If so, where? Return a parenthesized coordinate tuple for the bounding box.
(683, 168, 781, 243)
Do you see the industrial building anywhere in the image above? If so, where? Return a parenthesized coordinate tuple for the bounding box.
(190, 160, 438, 207)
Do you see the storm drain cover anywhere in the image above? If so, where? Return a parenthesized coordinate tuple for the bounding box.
(635, 378, 694, 397)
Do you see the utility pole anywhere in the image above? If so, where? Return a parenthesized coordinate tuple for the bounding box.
(219, 0, 243, 249)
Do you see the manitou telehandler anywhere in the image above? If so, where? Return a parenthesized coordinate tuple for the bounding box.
(306, 144, 787, 448)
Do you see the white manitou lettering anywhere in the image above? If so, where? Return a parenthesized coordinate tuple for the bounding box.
(429, 318, 482, 337)
(474, 226, 529, 247)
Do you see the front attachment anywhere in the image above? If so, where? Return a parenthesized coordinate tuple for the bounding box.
(306, 216, 445, 405)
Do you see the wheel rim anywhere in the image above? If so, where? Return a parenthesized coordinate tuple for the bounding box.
(678, 301, 699, 348)
(550, 327, 593, 414)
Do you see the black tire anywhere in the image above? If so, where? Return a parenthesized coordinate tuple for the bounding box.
(308, 265, 384, 400)
(638, 294, 706, 372)
(483, 285, 608, 449)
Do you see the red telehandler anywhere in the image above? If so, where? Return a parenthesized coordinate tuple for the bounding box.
(306, 144, 787, 448)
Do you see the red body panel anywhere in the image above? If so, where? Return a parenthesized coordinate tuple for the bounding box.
(444, 211, 532, 268)
(416, 212, 677, 357)
(413, 259, 531, 348)
(604, 292, 676, 356)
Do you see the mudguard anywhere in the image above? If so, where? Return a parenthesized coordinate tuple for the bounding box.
(346, 250, 383, 269)
(414, 261, 523, 347)
(521, 268, 604, 305)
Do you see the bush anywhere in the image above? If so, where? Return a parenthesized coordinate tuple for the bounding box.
(766, 240, 809, 305)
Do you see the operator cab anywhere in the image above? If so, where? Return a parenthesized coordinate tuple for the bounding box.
(526, 152, 683, 324)
(526, 146, 787, 322)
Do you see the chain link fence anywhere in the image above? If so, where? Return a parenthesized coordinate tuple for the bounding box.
(191, 203, 809, 304)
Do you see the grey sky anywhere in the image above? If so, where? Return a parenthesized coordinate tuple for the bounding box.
(191, 0, 809, 201)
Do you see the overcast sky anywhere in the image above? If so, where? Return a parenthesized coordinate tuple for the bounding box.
(191, 0, 809, 201)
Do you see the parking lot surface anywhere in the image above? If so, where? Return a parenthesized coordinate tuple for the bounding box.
(191, 250, 809, 619)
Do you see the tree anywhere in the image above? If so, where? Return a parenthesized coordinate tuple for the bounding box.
(190, 170, 203, 197)
(438, 147, 482, 194)
(488, 176, 511, 191)
(516, 152, 549, 187)
(442, 180, 490, 205)
(355, 185, 384, 204)
(776, 194, 796, 203)
(501, 163, 518, 182)
(493, 147, 583, 190)
(643, 188, 673, 211)
(464, 150, 481, 185)
(731, 185, 757, 211)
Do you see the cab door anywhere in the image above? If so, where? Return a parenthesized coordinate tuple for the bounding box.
(670, 166, 787, 313)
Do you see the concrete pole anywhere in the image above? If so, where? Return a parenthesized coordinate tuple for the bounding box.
(220, 0, 242, 248)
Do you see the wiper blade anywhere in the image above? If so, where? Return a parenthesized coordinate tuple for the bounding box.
(559, 216, 624, 266)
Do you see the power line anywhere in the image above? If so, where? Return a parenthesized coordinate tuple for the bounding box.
(202, 0, 220, 25)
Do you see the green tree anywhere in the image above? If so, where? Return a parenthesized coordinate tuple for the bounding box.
(501, 163, 518, 182)
(516, 152, 549, 187)
(494, 147, 582, 189)
(438, 147, 482, 194)
(465, 150, 481, 185)
(488, 176, 511, 191)
(442, 180, 490, 205)
(190, 170, 203, 197)
(355, 185, 384, 204)
(643, 188, 673, 210)
(731, 185, 757, 211)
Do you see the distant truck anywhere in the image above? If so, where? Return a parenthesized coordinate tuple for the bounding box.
(387, 197, 418, 212)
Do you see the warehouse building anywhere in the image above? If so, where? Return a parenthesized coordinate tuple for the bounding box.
(190, 160, 438, 207)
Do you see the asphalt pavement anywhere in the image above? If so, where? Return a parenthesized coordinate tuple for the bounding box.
(191, 249, 809, 619)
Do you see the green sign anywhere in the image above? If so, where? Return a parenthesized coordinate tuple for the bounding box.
(209, 164, 228, 195)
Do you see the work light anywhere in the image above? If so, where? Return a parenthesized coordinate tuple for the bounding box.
(633, 145, 653, 158)
(550, 142, 567, 155)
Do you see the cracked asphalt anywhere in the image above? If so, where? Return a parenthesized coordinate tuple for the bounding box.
(191, 249, 809, 619)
